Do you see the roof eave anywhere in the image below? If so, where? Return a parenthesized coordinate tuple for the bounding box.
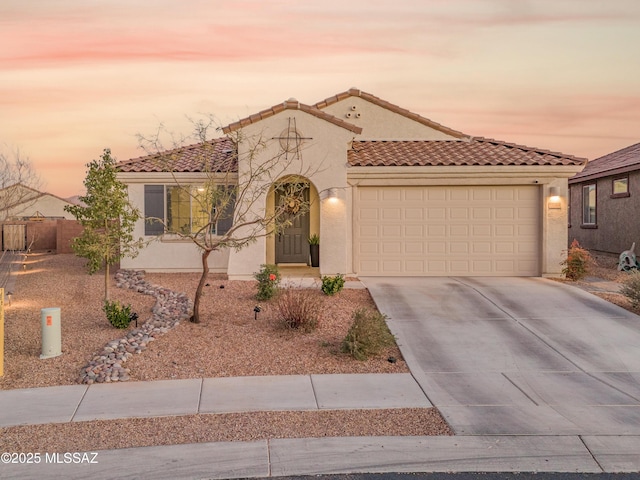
(569, 163, 640, 184)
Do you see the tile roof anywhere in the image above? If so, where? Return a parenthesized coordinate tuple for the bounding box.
(314, 88, 469, 139)
(569, 142, 640, 183)
(117, 138, 237, 173)
(222, 98, 362, 135)
(348, 138, 587, 167)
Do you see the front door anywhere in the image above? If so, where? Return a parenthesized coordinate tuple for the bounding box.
(275, 186, 310, 264)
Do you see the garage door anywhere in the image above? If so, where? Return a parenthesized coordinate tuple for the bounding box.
(355, 186, 540, 276)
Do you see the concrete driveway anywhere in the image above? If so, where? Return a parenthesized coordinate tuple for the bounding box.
(362, 276, 640, 435)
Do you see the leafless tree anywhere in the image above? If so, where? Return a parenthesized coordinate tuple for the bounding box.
(136, 116, 320, 323)
(0, 146, 42, 221)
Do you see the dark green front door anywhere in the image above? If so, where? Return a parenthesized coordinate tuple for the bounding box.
(275, 187, 310, 264)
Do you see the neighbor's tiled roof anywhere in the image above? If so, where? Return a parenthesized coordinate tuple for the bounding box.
(348, 138, 587, 167)
(314, 88, 469, 139)
(117, 138, 237, 173)
(222, 98, 363, 135)
(569, 142, 640, 183)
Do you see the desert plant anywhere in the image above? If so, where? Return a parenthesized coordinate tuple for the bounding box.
(341, 308, 395, 360)
(254, 264, 280, 300)
(103, 300, 134, 329)
(561, 239, 595, 281)
(621, 270, 640, 309)
(321, 274, 345, 296)
(308, 233, 320, 245)
(276, 287, 321, 331)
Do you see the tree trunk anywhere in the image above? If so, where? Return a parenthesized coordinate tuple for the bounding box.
(192, 249, 211, 323)
(104, 261, 110, 302)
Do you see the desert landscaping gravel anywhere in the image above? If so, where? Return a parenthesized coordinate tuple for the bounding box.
(1, 253, 452, 452)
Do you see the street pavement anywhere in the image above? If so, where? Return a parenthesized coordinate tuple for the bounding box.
(1, 272, 639, 478)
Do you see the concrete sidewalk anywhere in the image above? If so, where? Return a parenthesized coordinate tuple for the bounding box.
(0, 373, 430, 427)
(2, 374, 639, 478)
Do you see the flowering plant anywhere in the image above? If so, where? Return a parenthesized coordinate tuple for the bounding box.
(254, 264, 281, 300)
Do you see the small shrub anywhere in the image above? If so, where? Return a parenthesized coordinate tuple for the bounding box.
(254, 264, 280, 300)
(621, 270, 640, 310)
(103, 300, 133, 329)
(321, 274, 345, 296)
(341, 308, 395, 360)
(276, 287, 321, 331)
(561, 239, 595, 281)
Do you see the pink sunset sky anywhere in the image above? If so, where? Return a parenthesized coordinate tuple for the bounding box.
(1, 0, 639, 198)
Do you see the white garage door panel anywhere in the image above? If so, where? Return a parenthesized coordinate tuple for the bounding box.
(355, 186, 540, 276)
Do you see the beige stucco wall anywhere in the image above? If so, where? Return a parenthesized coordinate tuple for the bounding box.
(226, 109, 355, 279)
(321, 96, 460, 140)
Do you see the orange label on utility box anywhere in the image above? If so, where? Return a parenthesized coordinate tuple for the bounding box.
(46, 316, 52, 326)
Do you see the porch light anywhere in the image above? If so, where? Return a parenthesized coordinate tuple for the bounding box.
(327, 188, 338, 200)
(548, 186, 561, 209)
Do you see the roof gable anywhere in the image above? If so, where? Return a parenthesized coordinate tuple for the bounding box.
(222, 98, 362, 135)
(314, 88, 469, 140)
(569, 142, 640, 183)
(349, 138, 586, 167)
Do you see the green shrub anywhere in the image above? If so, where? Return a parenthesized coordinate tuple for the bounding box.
(103, 300, 134, 329)
(276, 287, 321, 332)
(341, 308, 395, 360)
(254, 264, 280, 300)
(621, 270, 640, 310)
(561, 239, 595, 281)
(321, 274, 345, 296)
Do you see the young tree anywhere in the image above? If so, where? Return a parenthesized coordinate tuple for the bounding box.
(65, 149, 143, 301)
(137, 117, 317, 323)
(0, 146, 42, 221)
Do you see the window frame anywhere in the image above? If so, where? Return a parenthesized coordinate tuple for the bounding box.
(143, 184, 234, 237)
(581, 183, 597, 228)
(611, 175, 630, 198)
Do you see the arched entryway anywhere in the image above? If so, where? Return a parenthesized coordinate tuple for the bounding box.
(266, 177, 319, 266)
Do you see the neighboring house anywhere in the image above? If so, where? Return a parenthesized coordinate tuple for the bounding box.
(118, 88, 586, 278)
(0, 184, 81, 251)
(0, 183, 78, 221)
(568, 142, 640, 254)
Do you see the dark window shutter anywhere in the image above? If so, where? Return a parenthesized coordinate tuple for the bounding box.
(144, 185, 165, 235)
(216, 186, 236, 235)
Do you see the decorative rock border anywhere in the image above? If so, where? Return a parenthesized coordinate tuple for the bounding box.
(78, 270, 193, 384)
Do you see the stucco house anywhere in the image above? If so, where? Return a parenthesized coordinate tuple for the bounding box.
(568, 142, 640, 254)
(0, 183, 77, 221)
(118, 88, 586, 279)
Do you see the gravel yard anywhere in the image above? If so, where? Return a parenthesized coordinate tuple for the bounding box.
(1, 252, 452, 451)
(1, 253, 408, 390)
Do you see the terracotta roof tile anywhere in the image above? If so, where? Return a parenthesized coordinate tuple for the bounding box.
(348, 139, 586, 167)
(314, 88, 469, 139)
(222, 99, 362, 135)
(117, 137, 237, 173)
(569, 142, 640, 183)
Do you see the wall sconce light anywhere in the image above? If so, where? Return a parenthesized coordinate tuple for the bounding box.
(327, 188, 338, 199)
(548, 186, 561, 209)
